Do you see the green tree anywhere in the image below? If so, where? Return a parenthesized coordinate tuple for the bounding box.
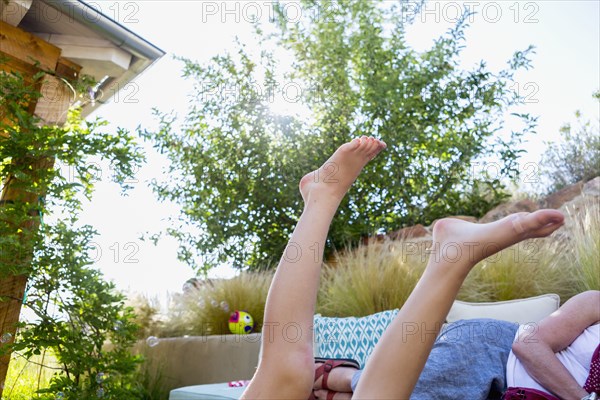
(142, 1, 537, 272)
(539, 91, 600, 192)
(1, 66, 145, 398)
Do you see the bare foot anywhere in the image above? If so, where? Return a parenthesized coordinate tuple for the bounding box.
(299, 137, 386, 206)
(431, 209, 565, 268)
(313, 362, 356, 392)
(313, 389, 353, 400)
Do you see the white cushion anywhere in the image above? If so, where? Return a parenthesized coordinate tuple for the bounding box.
(446, 294, 560, 325)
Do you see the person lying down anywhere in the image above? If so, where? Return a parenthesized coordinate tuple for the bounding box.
(312, 290, 600, 400)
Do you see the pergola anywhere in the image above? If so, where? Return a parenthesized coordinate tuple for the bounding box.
(0, 0, 164, 392)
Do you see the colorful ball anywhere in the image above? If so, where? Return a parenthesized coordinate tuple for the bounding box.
(228, 311, 254, 335)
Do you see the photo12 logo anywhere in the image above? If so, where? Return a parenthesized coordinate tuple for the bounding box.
(4, 1, 141, 25)
(199, 1, 343, 24)
(400, 1, 541, 24)
(199, 80, 323, 105)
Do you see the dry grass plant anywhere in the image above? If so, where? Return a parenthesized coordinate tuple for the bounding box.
(134, 202, 598, 328)
(161, 271, 273, 336)
(561, 199, 600, 292)
(317, 238, 429, 317)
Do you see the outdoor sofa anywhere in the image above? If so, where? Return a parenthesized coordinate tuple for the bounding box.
(167, 294, 561, 400)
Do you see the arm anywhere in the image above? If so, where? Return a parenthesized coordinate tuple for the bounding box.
(511, 290, 600, 400)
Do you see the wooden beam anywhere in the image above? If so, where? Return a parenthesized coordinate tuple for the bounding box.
(0, 20, 61, 71)
(0, 53, 38, 77)
(55, 57, 82, 82)
(1, 66, 74, 130)
(35, 74, 75, 125)
(2, 58, 78, 135)
(0, 56, 39, 139)
(0, 274, 28, 382)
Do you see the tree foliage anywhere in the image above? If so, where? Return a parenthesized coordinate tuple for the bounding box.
(142, 1, 537, 272)
(1, 65, 146, 398)
(539, 91, 600, 192)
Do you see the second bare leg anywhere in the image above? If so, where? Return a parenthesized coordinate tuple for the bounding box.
(354, 210, 565, 399)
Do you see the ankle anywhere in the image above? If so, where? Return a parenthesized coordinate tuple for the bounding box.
(303, 195, 341, 215)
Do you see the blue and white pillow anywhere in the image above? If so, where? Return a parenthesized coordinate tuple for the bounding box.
(313, 309, 399, 368)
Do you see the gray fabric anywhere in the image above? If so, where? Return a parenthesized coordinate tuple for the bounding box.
(351, 318, 519, 400)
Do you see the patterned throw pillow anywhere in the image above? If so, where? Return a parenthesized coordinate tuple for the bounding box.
(313, 310, 399, 368)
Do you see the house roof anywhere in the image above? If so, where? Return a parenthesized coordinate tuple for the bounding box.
(4, 0, 165, 117)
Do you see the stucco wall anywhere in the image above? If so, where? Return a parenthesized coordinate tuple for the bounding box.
(138, 333, 261, 392)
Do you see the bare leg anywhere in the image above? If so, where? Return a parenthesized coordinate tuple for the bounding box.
(241, 137, 386, 400)
(354, 210, 565, 399)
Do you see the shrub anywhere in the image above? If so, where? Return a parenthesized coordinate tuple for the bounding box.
(458, 239, 580, 303)
(138, 204, 598, 328)
(561, 200, 600, 292)
(317, 238, 428, 317)
(316, 204, 600, 316)
(1, 66, 145, 399)
(539, 93, 600, 193)
(130, 358, 169, 400)
(316, 234, 582, 318)
(128, 295, 163, 341)
(159, 272, 273, 337)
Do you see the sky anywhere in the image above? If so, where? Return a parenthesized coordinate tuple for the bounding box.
(72, 1, 600, 303)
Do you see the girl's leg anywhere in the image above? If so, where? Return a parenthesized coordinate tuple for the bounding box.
(242, 137, 386, 400)
(354, 210, 564, 399)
